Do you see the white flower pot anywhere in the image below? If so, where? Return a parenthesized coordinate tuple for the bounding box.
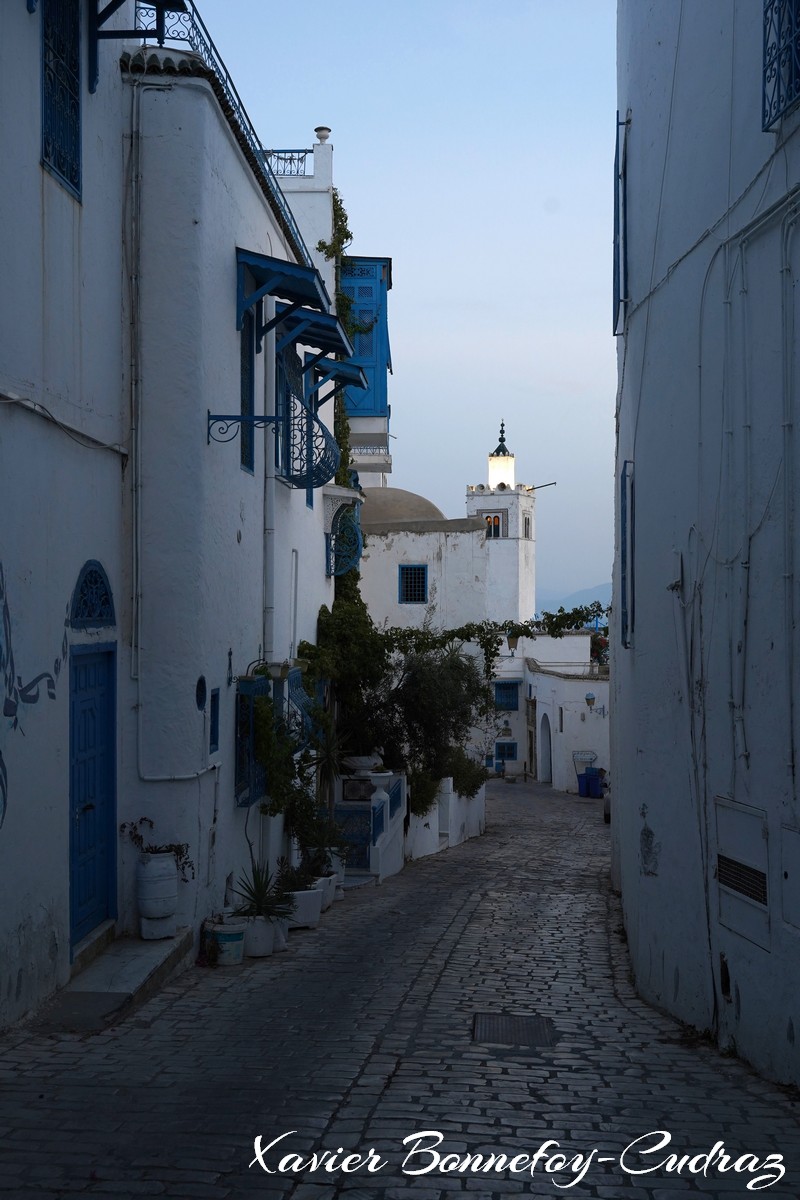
(244, 916, 275, 957)
(136, 852, 178, 919)
(272, 917, 289, 951)
(288, 888, 323, 929)
(314, 874, 337, 911)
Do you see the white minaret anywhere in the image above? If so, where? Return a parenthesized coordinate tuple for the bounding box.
(465, 422, 536, 621)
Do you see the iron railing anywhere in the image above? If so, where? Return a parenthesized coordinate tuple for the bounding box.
(266, 150, 313, 177)
(134, 2, 313, 267)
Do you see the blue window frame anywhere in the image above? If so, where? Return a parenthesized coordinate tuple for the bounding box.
(764, 1, 800, 129)
(494, 681, 520, 711)
(398, 564, 427, 604)
(209, 689, 220, 754)
(620, 460, 635, 648)
(42, 0, 81, 199)
(240, 308, 255, 472)
(613, 112, 628, 335)
(495, 742, 518, 762)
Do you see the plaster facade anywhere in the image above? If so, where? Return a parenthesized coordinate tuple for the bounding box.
(615, 0, 800, 1084)
(0, 4, 355, 1027)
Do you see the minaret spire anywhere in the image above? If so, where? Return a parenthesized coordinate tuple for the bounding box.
(492, 421, 511, 457)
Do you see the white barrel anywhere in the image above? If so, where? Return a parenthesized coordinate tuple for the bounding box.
(136, 853, 178, 918)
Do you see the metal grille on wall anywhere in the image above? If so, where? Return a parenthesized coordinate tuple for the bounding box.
(42, 0, 81, 197)
(285, 667, 317, 749)
(70, 561, 115, 628)
(327, 506, 363, 577)
(764, 0, 800, 129)
(717, 854, 769, 906)
(276, 350, 340, 489)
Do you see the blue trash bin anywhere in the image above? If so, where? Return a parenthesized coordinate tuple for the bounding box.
(577, 773, 589, 797)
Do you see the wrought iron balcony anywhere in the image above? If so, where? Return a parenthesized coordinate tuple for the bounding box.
(133, 1, 313, 268)
(281, 392, 340, 490)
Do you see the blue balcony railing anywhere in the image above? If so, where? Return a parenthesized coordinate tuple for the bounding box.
(134, 2, 313, 268)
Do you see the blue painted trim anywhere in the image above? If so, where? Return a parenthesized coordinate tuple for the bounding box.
(398, 563, 428, 604)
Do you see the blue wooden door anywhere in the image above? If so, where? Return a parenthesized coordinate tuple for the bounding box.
(69, 648, 115, 946)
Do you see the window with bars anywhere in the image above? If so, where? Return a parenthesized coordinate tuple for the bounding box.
(41, 0, 81, 198)
(524, 515, 531, 539)
(398, 564, 428, 604)
(494, 681, 520, 711)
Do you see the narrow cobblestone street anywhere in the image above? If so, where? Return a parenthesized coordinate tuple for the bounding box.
(2, 781, 799, 1199)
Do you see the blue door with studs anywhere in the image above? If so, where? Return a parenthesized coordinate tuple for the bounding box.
(69, 646, 116, 946)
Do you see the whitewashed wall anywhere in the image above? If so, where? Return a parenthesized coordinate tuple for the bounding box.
(616, 0, 800, 1083)
(0, 13, 338, 1027)
(359, 524, 489, 629)
(0, 3, 134, 1026)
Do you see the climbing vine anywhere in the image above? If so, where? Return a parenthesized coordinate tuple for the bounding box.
(300, 583, 610, 815)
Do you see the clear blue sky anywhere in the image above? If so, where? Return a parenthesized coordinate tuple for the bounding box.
(196, 0, 618, 602)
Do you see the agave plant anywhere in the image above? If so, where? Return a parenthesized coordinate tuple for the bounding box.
(231, 859, 295, 920)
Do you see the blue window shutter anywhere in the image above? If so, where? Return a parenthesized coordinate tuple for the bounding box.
(495, 742, 518, 762)
(494, 681, 519, 711)
(341, 259, 390, 418)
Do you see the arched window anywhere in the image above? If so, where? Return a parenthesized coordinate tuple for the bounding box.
(70, 561, 116, 629)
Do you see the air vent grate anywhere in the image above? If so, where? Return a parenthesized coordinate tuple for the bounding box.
(718, 854, 768, 906)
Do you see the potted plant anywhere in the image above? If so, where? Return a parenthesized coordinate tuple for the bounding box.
(231, 859, 296, 957)
(120, 817, 194, 939)
(277, 858, 324, 929)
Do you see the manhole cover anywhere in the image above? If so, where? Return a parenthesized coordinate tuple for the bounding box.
(472, 1012, 559, 1048)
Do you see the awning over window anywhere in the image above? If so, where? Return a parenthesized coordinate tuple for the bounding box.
(273, 302, 354, 359)
(236, 248, 330, 331)
(307, 358, 368, 405)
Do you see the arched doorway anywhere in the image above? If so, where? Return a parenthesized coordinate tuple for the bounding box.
(539, 712, 552, 784)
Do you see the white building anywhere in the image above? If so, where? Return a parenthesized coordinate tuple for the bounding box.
(360, 426, 609, 785)
(615, 0, 800, 1084)
(0, 1, 363, 1027)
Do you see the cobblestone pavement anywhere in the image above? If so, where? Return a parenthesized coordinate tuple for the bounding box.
(2, 780, 800, 1199)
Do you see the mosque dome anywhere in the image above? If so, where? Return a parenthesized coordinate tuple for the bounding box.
(360, 487, 446, 527)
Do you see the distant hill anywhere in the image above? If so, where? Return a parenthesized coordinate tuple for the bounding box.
(536, 582, 611, 615)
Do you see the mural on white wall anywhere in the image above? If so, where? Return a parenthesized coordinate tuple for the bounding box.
(0, 563, 69, 829)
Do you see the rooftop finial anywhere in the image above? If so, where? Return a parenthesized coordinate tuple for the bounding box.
(491, 421, 511, 457)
